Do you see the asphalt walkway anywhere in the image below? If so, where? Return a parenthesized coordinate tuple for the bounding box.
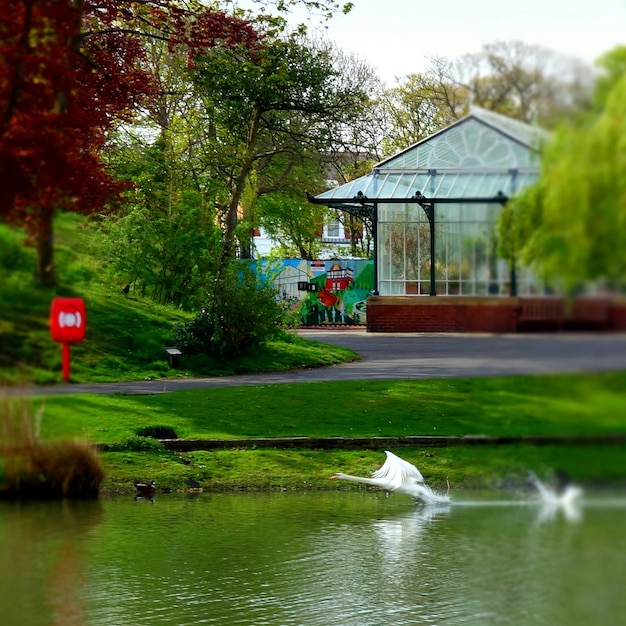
(8, 329, 626, 396)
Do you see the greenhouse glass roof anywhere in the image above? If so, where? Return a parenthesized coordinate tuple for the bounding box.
(311, 107, 546, 207)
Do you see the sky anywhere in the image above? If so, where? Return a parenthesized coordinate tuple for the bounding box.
(294, 0, 626, 83)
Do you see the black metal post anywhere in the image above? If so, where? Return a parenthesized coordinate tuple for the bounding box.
(412, 192, 436, 296)
(427, 204, 436, 296)
(510, 262, 517, 297)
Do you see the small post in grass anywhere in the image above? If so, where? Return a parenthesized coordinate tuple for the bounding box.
(164, 346, 182, 368)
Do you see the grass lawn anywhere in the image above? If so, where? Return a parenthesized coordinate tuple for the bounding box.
(30, 372, 626, 442)
(16, 371, 626, 493)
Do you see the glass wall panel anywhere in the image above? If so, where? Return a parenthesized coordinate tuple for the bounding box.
(378, 204, 406, 222)
(378, 202, 426, 295)
(378, 201, 510, 296)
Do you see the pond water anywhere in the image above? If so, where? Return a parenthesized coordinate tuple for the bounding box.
(1, 490, 625, 626)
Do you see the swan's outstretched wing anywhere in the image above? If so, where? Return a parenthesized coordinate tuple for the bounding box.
(371, 450, 424, 489)
(528, 471, 553, 500)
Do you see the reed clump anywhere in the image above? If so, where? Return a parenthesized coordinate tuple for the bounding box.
(0, 396, 103, 498)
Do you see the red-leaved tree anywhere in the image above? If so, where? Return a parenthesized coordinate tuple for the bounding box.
(0, 0, 259, 285)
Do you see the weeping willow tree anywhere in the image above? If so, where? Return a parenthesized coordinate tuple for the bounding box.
(498, 71, 626, 292)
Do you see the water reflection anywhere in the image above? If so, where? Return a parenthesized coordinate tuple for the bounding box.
(0, 499, 103, 626)
(536, 498, 582, 523)
(1, 492, 625, 626)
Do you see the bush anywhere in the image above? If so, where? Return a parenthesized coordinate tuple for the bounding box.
(0, 396, 104, 498)
(1, 442, 103, 499)
(174, 262, 289, 358)
(135, 425, 178, 439)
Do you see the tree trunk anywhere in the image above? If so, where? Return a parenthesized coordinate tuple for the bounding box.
(298, 245, 312, 261)
(36, 209, 55, 287)
(240, 233, 252, 259)
(223, 106, 261, 261)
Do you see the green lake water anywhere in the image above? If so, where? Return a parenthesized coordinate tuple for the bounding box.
(1, 490, 625, 625)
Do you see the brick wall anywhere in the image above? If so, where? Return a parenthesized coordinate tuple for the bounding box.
(366, 296, 626, 333)
(366, 296, 518, 333)
(610, 300, 626, 331)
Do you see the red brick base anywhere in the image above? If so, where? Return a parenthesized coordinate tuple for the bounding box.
(610, 300, 626, 331)
(366, 296, 518, 333)
(365, 296, 626, 333)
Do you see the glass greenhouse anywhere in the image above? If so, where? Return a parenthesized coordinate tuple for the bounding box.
(311, 108, 548, 297)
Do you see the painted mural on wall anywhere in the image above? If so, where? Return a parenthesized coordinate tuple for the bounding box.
(260, 259, 374, 326)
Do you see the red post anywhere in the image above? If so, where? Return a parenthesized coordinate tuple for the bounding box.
(62, 343, 71, 382)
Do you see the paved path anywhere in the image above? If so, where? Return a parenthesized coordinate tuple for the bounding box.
(7, 330, 626, 396)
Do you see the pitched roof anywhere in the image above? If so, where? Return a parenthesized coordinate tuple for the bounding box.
(313, 108, 545, 204)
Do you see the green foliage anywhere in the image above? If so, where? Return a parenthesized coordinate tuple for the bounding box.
(191, 32, 371, 257)
(99, 134, 223, 309)
(497, 180, 544, 268)
(174, 262, 289, 357)
(0, 225, 31, 278)
(106, 436, 166, 453)
(258, 190, 325, 259)
(380, 70, 464, 155)
(135, 425, 178, 439)
(498, 73, 626, 290)
(594, 45, 626, 111)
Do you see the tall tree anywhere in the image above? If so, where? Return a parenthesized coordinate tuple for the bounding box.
(498, 53, 626, 291)
(0, 0, 258, 285)
(191, 33, 368, 261)
(380, 65, 466, 155)
(380, 41, 594, 158)
(453, 41, 594, 126)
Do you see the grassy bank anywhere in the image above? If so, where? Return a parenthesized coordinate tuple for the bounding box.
(16, 371, 626, 494)
(98, 444, 626, 495)
(0, 213, 357, 385)
(0, 212, 356, 496)
(2, 214, 626, 497)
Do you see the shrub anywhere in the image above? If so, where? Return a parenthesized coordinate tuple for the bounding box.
(174, 262, 289, 358)
(23, 441, 104, 498)
(0, 397, 104, 498)
(135, 425, 178, 439)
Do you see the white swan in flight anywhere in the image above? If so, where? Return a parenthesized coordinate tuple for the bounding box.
(331, 450, 450, 504)
(528, 471, 583, 506)
(528, 471, 583, 522)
